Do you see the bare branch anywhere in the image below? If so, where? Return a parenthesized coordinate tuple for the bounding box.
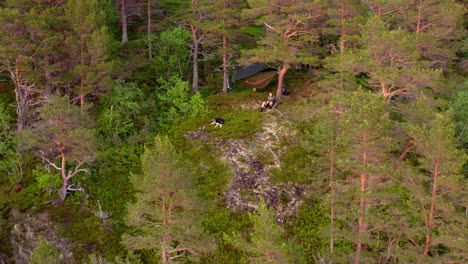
(38, 151, 62, 171)
(67, 183, 85, 192)
(264, 23, 281, 35)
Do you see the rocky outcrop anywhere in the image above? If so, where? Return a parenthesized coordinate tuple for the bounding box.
(185, 116, 303, 221)
(9, 210, 72, 264)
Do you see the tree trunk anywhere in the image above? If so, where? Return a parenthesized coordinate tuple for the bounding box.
(190, 26, 199, 93)
(339, 1, 346, 90)
(222, 35, 229, 93)
(12, 65, 27, 131)
(121, 0, 128, 44)
(58, 150, 68, 201)
(161, 246, 168, 263)
(330, 135, 336, 254)
(58, 181, 69, 201)
(147, 0, 152, 60)
(276, 64, 290, 100)
(416, 0, 422, 35)
(422, 161, 439, 255)
(356, 131, 368, 264)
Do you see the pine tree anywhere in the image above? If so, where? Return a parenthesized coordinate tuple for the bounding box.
(243, 0, 325, 100)
(122, 136, 211, 263)
(332, 90, 395, 263)
(0, 8, 42, 130)
(175, 0, 211, 93)
(352, 16, 441, 101)
(64, 0, 113, 107)
(320, 0, 365, 91)
(224, 201, 293, 263)
(207, 0, 245, 93)
(397, 0, 465, 69)
(20, 95, 97, 201)
(402, 98, 467, 260)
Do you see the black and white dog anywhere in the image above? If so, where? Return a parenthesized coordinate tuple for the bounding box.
(210, 117, 225, 128)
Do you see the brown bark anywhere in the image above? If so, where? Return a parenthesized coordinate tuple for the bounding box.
(222, 35, 229, 93)
(58, 148, 68, 201)
(422, 160, 439, 255)
(80, 35, 86, 108)
(147, 0, 152, 60)
(276, 64, 290, 100)
(330, 136, 336, 253)
(356, 131, 368, 264)
(13, 65, 26, 131)
(121, 0, 128, 44)
(416, 0, 422, 35)
(161, 246, 168, 263)
(339, 0, 346, 90)
(190, 24, 204, 93)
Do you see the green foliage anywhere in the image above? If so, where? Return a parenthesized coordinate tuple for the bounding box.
(97, 81, 146, 144)
(65, 0, 114, 102)
(48, 201, 127, 261)
(182, 140, 230, 201)
(402, 101, 467, 259)
(208, 110, 262, 140)
(86, 144, 141, 220)
(30, 237, 62, 264)
(152, 26, 191, 81)
(157, 76, 210, 131)
(122, 136, 212, 261)
(0, 102, 21, 183)
(202, 207, 251, 237)
(450, 89, 468, 146)
(11, 168, 60, 211)
(224, 200, 295, 263)
(11, 183, 42, 211)
(290, 201, 328, 264)
(270, 142, 313, 184)
(20, 95, 97, 164)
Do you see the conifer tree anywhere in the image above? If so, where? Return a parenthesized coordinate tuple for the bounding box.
(351, 17, 441, 101)
(20, 95, 97, 201)
(320, 0, 365, 91)
(243, 0, 325, 100)
(333, 90, 395, 263)
(207, 0, 245, 93)
(64, 0, 113, 107)
(224, 201, 293, 263)
(176, 0, 211, 93)
(0, 8, 42, 130)
(122, 136, 211, 263)
(402, 99, 467, 260)
(398, 0, 465, 69)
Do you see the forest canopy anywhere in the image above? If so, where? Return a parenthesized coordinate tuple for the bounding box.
(0, 0, 466, 263)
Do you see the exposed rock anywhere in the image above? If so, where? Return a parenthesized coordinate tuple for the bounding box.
(184, 127, 210, 141)
(185, 115, 304, 221)
(9, 210, 72, 264)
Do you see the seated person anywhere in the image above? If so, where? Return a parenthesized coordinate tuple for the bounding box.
(261, 92, 276, 111)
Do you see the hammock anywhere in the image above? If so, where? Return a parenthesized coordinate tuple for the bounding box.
(232, 63, 278, 89)
(241, 71, 278, 89)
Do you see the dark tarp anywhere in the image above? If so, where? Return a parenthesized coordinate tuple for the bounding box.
(232, 63, 277, 82)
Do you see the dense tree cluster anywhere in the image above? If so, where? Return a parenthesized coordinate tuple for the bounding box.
(0, 0, 465, 263)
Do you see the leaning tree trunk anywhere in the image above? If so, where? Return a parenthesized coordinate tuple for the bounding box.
(276, 64, 290, 101)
